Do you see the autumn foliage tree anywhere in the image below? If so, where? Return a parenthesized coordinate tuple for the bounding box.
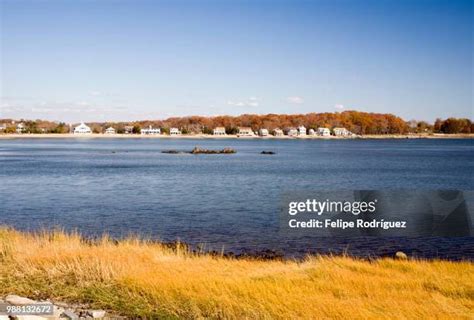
(435, 118, 472, 134)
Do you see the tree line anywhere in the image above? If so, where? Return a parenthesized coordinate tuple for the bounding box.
(118, 111, 410, 135)
(406, 118, 473, 134)
(1, 112, 472, 134)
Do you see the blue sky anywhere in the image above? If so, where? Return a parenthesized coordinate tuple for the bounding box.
(0, 0, 472, 122)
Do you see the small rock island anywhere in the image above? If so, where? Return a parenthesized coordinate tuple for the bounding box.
(162, 147, 236, 154)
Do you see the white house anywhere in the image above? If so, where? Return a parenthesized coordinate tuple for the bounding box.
(124, 126, 134, 134)
(0, 123, 6, 131)
(298, 126, 307, 136)
(105, 127, 116, 134)
(273, 128, 284, 136)
(333, 127, 353, 137)
(259, 128, 269, 136)
(170, 128, 181, 135)
(213, 127, 226, 135)
(317, 127, 331, 137)
(287, 128, 298, 136)
(308, 128, 315, 135)
(238, 127, 254, 136)
(16, 123, 25, 134)
(141, 126, 161, 135)
(74, 122, 92, 134)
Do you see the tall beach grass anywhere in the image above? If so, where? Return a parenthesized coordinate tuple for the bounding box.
(0, 226, 473, 319)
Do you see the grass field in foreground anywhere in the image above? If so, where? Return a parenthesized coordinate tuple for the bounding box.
(0, 227, 473, 319)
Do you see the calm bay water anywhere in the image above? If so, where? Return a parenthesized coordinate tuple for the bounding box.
(1, 138, 473, 259)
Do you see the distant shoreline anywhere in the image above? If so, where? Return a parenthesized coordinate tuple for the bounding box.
(0, 133, 473, 140)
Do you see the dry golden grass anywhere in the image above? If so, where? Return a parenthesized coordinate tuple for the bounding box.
(0, 227, 473, 319)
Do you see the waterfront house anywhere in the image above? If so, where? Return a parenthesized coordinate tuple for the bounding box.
(124, 126, 134, 134)
(238, 127, 254, 136)
(308, 128, 315, 136)
(287, 128, 298, 136)
(317, 127, 331, 137)
(170, 128, 182, 135)
(298, 126, 307, 136)
(273, 128, 284, 136)
(105, 127, 116, 134)
(141, 125, 161, 135)
(16, 123, 25, 134)
(213, 127, 226, 135)
(333, 127, 353, 137)
(0, 123, 7, 131)
(259, 128, 269, 136)
(74, 122, 92, 134)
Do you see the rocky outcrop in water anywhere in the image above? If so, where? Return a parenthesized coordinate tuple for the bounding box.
(190, 147, 235, 154)
(162, 147, 236, 154)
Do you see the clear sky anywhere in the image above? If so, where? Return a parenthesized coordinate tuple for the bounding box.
(0, 0, 472, 123)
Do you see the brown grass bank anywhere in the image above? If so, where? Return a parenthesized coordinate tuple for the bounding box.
(0, 227, 473, 319)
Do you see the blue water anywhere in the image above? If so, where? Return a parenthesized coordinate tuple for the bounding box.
(0, 138, 473, 259)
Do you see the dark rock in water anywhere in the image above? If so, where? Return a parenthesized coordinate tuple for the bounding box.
(235, 248, 284, 260)
(261, 151, 275, 155)
(162, 150, 184, 154)
(191, 147, 236, 154)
